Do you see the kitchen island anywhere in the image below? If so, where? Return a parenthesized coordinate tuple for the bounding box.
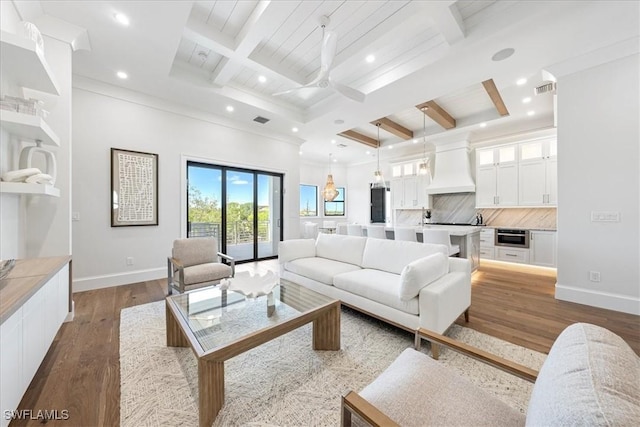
(383, 225, 481, 271)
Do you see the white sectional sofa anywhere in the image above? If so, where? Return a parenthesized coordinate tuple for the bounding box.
(278, 233, 471, 337)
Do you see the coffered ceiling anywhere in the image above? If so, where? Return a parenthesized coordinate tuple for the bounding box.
(19, 1, 640, 164)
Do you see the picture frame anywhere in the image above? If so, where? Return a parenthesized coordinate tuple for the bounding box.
(111, 148, 158, 227)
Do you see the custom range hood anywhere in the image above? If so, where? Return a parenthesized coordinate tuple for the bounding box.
(427, 140, 475, 194)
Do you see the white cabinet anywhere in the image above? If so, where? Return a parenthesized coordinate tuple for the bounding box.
(518, 139, 557, 206)
(476, 145, 518, 207)
(0, 31, 60, 197)
(479, 228, 495, 259)
(391, 161, 430, 209)
(495, 247, 530, 264)
(0, 260, 70, 427)
(530, 230, 557, 267)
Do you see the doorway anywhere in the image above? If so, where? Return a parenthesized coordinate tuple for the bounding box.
(186, 161, 283, 262)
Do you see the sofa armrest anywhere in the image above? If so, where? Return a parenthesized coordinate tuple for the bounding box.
(278, 239, 316, 264)
(341, 391, 399, 427)
(418, 269, 471, 335)
(448, 257, 471, 275)
(417, 328, 538, 382)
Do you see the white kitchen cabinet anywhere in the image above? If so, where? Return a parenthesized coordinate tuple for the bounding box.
(530, 230, 557, 267)
(390, 162, 430, 209)
(518, 139, 557, 206)
(0, 308, 23, 426)
(479, 228, 495, 259)
(476, 144, 518, 207)
(495, 247, 530, 264)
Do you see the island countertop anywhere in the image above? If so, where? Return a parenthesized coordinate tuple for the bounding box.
(385, 225, 482, 236)
(0, 256, 71, 324)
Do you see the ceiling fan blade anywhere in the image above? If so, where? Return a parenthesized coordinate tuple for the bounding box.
(321, 31, 338, 72)
(330, 80, 366, 103)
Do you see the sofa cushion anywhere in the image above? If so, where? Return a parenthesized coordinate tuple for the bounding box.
(361, 238, 448, 274)
(284, 257, 361, 286)
(333, 269, 419, 315)
(278, 238, 316, 264)
(315, 233, 367, 266)
(183, 263, 232, 285)
(359, 348, 525, 426)
(399, 253, 449, 301)
(526, 323, 640, 426)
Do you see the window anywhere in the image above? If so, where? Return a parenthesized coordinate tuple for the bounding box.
(324, 187, 345, 216)
(300, 185, 318, 216)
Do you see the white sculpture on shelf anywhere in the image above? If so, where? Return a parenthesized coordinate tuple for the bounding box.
(18, 139, 57, 185)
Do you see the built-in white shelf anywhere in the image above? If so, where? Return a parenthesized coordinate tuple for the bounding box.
(0, 110, 60, 146)
(0, 182, 60, 197)
(0, 31, 60, 96)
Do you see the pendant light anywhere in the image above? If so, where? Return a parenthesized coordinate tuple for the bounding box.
(418, 107, 430, 176)
(373, 123, 386, 188)
(322, 153, 339, 201)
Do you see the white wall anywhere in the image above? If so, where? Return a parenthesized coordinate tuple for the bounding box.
(72, 82, 300, 291)
(555, 53, 639, 315)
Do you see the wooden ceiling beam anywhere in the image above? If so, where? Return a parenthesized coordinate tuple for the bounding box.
(415, 100, 456, 129)
(370, 117, 413, 140)
(338, 130, 379, 148)
(482, 79, 510, 116)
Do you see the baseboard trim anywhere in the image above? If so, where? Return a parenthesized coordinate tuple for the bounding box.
(73, 267, 165, 292)
(555, 283, 640, 316)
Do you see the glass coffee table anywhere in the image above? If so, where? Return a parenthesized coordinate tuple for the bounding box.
(165, 278, 341, 427)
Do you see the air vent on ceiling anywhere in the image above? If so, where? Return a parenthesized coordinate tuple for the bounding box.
(253, 116, 270, 124)
(534, 82, 556, 95)
(337, 143, 348, 148)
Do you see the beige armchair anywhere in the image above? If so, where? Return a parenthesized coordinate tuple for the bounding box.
(167, 237, 235, 294)
(342, 323, 640, 426)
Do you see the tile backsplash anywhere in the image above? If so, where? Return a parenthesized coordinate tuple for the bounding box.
(395, 192, 557, 229)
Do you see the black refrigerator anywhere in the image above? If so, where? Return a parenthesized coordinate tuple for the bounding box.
(370, 186, 387, 223)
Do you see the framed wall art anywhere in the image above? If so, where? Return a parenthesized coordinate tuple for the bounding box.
(111, 148, 158, 227)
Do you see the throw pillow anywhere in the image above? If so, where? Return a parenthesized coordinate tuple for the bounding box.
(399, 253, 448, 301)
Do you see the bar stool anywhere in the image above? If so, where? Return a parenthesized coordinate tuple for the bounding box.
(347, 224, 363, 236)
(366, 225, 387, 239)
(394, 227, 417, 242)
(423, 229, 460, 256)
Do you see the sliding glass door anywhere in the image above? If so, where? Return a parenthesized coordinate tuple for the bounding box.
(187, 162, 283, 262)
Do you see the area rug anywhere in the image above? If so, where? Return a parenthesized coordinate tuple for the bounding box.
(120, 301, 546, 426)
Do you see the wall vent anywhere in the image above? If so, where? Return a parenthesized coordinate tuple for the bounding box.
(337, 143, 348, 148)
(534, 82, 556, 95)
(253, 116, 270, 124)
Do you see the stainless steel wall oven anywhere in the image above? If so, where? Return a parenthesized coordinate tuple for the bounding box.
(495, 229, 530, 248)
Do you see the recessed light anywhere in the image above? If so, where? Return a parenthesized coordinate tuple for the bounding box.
(365, 54, 375, 63)
(226, 105, 234, 112)
(516, 77, 527, 86)
(479, 122, 487, 128)
(491, 48, 515, 62)
(527, 110, 535, 116)
(114, 13, 130, 26)
(413, 139, 418, 143)
(333, 158, 337, 163)
(366, 151, 370, 155)
(292, 127, 299, 133)
(331, 139, 336, 144)
(388, 145, 393, 149)
(522, 97, 532, 103)
(258, 75, 267, 83)
(299, 151, 303, 155)
(116, 71, 128, 79)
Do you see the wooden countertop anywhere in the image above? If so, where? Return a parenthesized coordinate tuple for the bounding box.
(0, 256, 71, 324)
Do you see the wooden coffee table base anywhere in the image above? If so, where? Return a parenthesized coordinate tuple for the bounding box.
(166, 299, 341, 427)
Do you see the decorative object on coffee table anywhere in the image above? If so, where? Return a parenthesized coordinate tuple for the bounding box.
(222, 270, 278, 299)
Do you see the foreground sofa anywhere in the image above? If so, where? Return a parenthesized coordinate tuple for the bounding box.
(278, 233, 471, 344)
(342, 322, 640, 426)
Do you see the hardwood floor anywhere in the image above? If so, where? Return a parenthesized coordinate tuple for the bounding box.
(11, 259, 639, 426)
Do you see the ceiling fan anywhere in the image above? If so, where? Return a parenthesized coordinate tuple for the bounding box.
(273, 16, 366, 103)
